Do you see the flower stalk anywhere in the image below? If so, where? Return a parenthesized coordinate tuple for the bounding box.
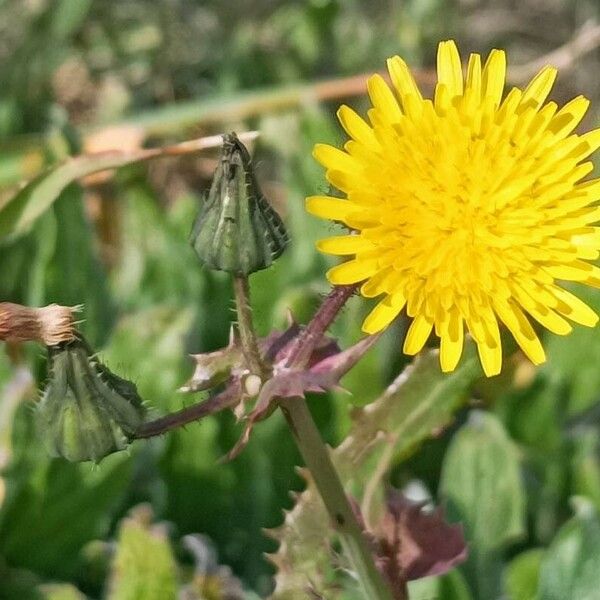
(233, 281, 394, 600)
(280, 396, 395, 600)
(232, 275, 267, 378)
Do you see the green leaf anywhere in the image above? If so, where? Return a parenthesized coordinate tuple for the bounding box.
(441, 411, 526, 548)
(0, 435, 133, 580)
(408, 570, 473, 600)
(107, 506, 178, 600)
(269, 348, 481, 598)
(439, 569, 474, 600)
(48, 0, 92, 40)
(0, 154, 144, 242)
(110, 182, 207, 310)
(44, 186, 114, 345)
(0, 363, 35, 480)
(543, 286, 600, 415)
(505, 549, 544, 600)
(538, 500, 600, 600)
(0, 134, 239, 243)
(570, 430, 600, 512)
(37, 583, 87, 600)
(440, 411, 526, 599)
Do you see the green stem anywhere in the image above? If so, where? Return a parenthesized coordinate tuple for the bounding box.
(232, 282, 393, 598)
(232, 275, 267, 378)
(280, 397, 395, 600)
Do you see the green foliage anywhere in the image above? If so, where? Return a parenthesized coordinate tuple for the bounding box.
(505, 549, 544, 600)
(269, 348, 481, 598)
(538, 501, 600, 600)
(0, 154, 147, 242)
(440, 411, 526, 598)
(107, 507, 178, 600)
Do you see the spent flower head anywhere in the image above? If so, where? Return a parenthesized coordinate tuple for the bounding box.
(308, 40, 600, 376)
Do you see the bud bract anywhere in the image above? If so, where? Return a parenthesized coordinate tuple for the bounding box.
(190, 132, 288, 275)
(36, 337, 145, 462)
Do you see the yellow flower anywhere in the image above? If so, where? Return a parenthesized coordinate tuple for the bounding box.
(307, 40, 600, 377)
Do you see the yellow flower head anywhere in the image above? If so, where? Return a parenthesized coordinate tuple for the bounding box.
(307, 40, 600, 377)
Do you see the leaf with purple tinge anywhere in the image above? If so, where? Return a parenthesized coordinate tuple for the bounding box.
(227, 335, 380, 459)
(268, 347, 480, 599)
(180, 328, 243, 393)
(180, 319, 339, 395)
(374, 490, 468, 585)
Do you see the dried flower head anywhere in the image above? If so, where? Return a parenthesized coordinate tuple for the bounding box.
(0, 302, 78, 346)
(308, 40, 600, 376)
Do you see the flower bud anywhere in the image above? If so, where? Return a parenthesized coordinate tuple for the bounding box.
(190, 132, 288, 275)
(36, 337, 146, 462)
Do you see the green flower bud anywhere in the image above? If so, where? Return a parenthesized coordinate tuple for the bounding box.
(190, 132, 288, 275)
(36, 337, 146, 463)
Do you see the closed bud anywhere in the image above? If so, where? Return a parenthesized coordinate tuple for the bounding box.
(190, 132, 288, 275)
(36, 337, 146, 463)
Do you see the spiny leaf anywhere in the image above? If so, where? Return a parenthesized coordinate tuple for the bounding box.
(268, 347, 481, 599)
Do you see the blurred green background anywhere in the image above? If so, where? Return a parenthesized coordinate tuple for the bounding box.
(1, 0, 600, 598)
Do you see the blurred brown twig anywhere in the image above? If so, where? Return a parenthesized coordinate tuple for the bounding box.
(509, 20, 600, 83)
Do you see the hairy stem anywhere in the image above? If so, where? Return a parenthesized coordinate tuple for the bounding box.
(135, 283, 394, 597)
(285, 284, 356, 369)
(134, 384, 241, 439)
(280, 397, 394, 600)
(282, 284, 394, 599)
(232, 275, 267, 378)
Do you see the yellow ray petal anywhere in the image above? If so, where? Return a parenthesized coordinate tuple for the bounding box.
(482, 48, 506, 106)
(548, 95, 590, 138)
(313, 144, 360, 173)
(367, 74, 402, 123)
(520, 66, 557, 111)
(403, 315, 433, 355)
(362, 292, 407, 334)
(327, 258, 379, 285)
(305, 196, 359, 221)
(512, 284, 572, 335)
(387, 55, 423, 101)
(465, 53, 482, 99)
(551, 286, 599, 326)
(576, 178, 600, 202)
(326, 169, 366, 194)
(494, 300, 546, 365)
(336, 105, 379, 149)
(476, 339, 503, 377)
(575, 129, 600, 160)
(434, 83, 451, 114)
(360, 266, 397, 297)
(439, 309, 464, 372)
(546, 261, 600, 282)
(437, 40, 463, 97)
(316, 235, 375, 255)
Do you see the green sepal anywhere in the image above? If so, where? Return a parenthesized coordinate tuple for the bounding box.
(36, 337, 146, 463)
(190, 132, 288, 275)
